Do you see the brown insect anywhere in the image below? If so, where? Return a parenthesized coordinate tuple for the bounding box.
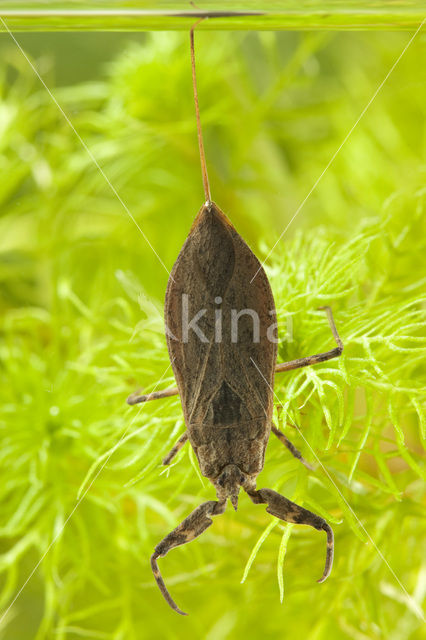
(127, 24, 343, 616)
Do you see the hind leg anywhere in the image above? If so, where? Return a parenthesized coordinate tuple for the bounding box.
(246, 487, 333, 582)
(128, 307, 342, 405)
(151, 499, 226, 615)
(275, 306, 343, 374)
(127, 387, 179, 405)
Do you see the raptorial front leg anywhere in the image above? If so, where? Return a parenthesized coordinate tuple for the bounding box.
(246, 487, 333, 582)
(271, 423, 313, 470)
(127, 386, 179, 405)
(275, 306, 343, 374)
(162, 432, 188, 465)
(151, 499, 226, 615)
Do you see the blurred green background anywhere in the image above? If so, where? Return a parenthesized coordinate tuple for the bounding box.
(0, 24, 425, 640)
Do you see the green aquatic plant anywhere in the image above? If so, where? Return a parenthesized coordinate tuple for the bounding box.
(0, 31, 425, 639)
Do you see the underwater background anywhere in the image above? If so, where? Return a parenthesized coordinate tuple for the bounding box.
(0, 14, 425, 640)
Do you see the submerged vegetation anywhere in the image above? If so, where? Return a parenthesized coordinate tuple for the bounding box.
(0, 30, 425, 639)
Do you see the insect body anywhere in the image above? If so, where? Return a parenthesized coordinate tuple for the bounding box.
(128, 26, 343, 616)
(165, 200, 277, 502)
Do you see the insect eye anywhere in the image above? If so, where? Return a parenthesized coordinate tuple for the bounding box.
(239, 474, 245, 484)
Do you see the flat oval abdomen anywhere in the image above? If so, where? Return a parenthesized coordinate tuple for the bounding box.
(164, 201, 277, 480)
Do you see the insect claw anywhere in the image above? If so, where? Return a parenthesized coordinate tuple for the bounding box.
(150, 553, 188, 616)
(230, 495, 238, 511)
(317, 523, 334, 583)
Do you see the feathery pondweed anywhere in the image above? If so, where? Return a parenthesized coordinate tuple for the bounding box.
(0, 30, 425, 639)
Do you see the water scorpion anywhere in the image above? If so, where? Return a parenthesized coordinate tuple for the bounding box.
(127, 23, 343, 616)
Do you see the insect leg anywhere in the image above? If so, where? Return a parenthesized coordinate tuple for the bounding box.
(126, 387, 179, 405)
(246, 487, 333, 582)
(162, 432, 189, 465)
(151, 499, 226, 615)
(275, 306, 343, 374)
(271, 423, 313, 470)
